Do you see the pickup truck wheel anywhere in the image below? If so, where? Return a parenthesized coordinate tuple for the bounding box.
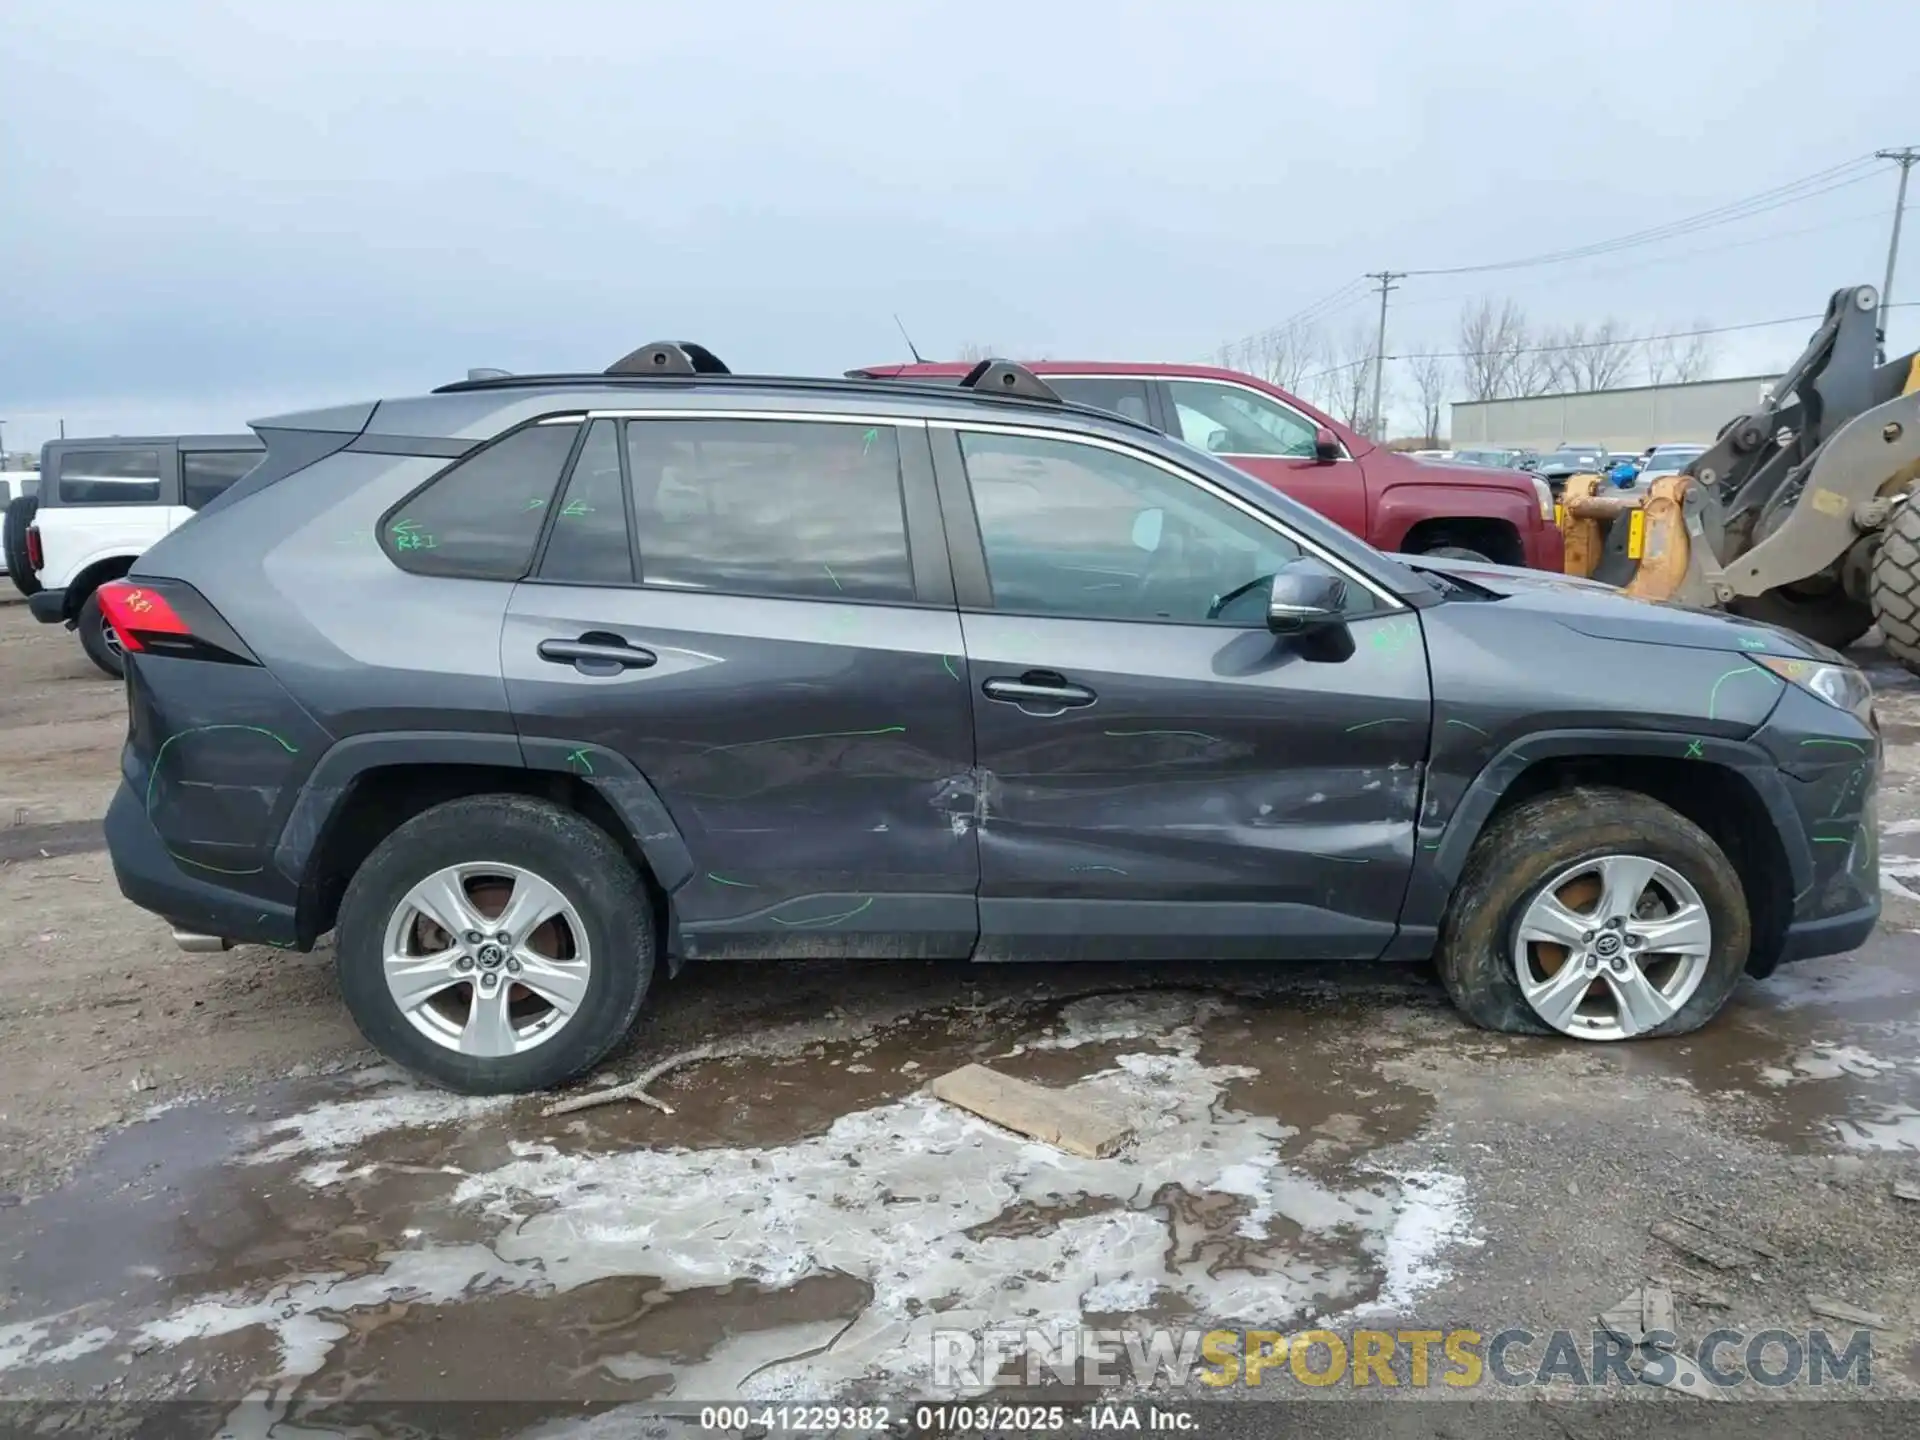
(335, 794, 656, 1094)
(76, 590, 126, 679)
(1871, 498, 1920, 671)
(3, 495, 39, 597)
(1437, 786, 1749, 1041)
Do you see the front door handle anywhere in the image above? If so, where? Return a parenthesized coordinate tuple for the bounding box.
(537, 636, 658, 673)
(982, 671, 1097, 708)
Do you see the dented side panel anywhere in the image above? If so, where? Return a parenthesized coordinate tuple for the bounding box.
(962, 608, 1433, 961)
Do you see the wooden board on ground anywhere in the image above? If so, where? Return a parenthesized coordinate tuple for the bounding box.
(930, 1063, 1133, 1158)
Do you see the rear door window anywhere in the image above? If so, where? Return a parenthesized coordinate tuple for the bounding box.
(181, 451, 261, 510)
(1048, 377, 1154, 426)
(58, 448, 162, 504)
(382, 422, 582, 580)
(623, 418, 916, 602)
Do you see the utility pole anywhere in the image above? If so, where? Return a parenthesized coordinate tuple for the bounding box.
(1366, 271, 1404, 441)
(1876, 146, 1918, 361)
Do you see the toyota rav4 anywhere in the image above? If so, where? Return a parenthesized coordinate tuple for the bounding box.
(100, 348, 1878, 1094)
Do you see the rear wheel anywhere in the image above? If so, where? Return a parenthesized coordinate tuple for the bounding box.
(1437, 787, 1750, 1041)
(1731, 586, 1873, 653)
(1871, 498, 1920, 672)
(335, 794, 656, 1094)
(3, 495, 39, 597)
(76, 590, 125, 679)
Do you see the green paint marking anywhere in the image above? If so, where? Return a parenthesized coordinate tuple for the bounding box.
(706, 872, 758, 888)
(560, 499, 593, 517)
(566, 748, 595, 775)
(1308, 853, 1371, 865)
(862, 427, 880, 455)
(824, 563, 843, 592)
(1444, 718, 1490, 737)
(391, 518, 420, 534)
(1345, 718, 1410, 733)
(523, 496, 547, 511)
(1104, 729, 1219, 742)
(1800, 737, 1868, 753)
(145, 725, 299, 820)
(1812, 836, 1852, 845)
(165, 849, 266, 876)
(393, 530, 438, 551)
(1706, 665, 1776, 721)
(1070, 864, 1129, 875)
(771, 896, 875, 928)
(1737, 636, 1769, 650)
(1684, 740, 1704, 759)
(1422, 841, 1442, 851)
(942, 654, 960, 681)
(705, 725, 906, 753)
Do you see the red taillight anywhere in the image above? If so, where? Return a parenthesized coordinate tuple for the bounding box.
(97, 580, 191, 653)
(25, 525, 42, 572)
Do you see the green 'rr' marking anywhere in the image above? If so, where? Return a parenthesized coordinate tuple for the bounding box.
(1801, 737, 1868, 753)
(1684, 740, 1704, 759)
(707, 872, 757, 888)
(1706, 665, 1776, 721)
(566, 748, 594, 775)
(1346, 718, 1410, 733)
(771, 896, 874, 928)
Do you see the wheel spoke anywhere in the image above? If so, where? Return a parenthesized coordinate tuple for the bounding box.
(1628, 902, 1712, 956)
(1522, 959, 1594, 1031)
(1518, 894, 1592, 949)
(460, 982, 519, 1057)
(1596, 855, 1660, 923)
(493, 870, 568, 943)
(515, 953, 589, 1016)
(406, 869, 483, 941)
(1603, 965, 1676, 1037)
(384, 948, 464, 1011)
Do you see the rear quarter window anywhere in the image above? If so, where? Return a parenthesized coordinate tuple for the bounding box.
(381, 422, 582, 580)
(58, 448, 162, 504)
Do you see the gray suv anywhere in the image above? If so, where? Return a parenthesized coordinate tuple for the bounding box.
(100, 346, 1880, 1093)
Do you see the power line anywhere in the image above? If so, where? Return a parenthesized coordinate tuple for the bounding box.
(1211, 276, 1371, 359)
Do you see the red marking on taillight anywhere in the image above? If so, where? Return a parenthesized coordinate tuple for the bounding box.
(97, 580, 190, 653)
(25, 526, 42, 571)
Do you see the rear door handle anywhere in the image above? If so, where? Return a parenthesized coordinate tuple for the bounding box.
(537, 636, 658, 673)
(981, 672, 1097, 708)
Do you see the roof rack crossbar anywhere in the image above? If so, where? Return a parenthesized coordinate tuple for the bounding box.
(605, 342, 732, 377)
(958, 359, 1061, 403)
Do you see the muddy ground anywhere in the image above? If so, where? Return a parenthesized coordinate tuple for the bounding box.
(4, 592, 1920, 1432)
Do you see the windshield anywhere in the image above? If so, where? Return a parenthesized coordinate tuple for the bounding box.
(1642, 450, 1702, 474)
(1542, 451, 1601, 469)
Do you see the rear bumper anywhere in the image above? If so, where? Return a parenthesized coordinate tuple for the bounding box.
(105, 782, 299, 949)
(27, 587, 66, 623)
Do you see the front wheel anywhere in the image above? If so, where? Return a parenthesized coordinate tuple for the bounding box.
(335, 794, 656, 1093)
(1872, 498, 1920, 672)
(76, 590, 126, 679)
(1436, 787, 1750, 1041)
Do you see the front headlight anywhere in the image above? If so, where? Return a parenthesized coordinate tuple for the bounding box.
(1530, 475, 1553, 520)
(1750, 654, 1874, 725)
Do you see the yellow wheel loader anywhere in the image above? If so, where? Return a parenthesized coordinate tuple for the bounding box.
(1559, 284, 1920, 667)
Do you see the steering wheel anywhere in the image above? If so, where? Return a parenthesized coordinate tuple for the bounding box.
(1206, 574, 1271, 622)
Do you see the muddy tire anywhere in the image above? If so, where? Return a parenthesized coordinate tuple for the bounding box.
(1731, 587, 1872, 653)
(4, 494, 39, 597)
(1872, 498, 1920, 672)
(76, 590, 125, 679)
(1436, 786, 1750, 1041)
(335, 794, 656, 1094)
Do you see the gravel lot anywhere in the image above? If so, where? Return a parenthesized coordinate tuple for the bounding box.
(3, 591, 1920, 1430)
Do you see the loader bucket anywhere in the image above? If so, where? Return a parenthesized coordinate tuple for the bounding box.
(1555, 473, 1693, 603)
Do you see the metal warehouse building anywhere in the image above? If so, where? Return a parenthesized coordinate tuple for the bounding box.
(1449, 374, 1781, 452)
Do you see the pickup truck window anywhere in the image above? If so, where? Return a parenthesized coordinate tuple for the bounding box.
(1166, 380, 1320, 459)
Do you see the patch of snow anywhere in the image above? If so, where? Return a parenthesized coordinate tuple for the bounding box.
(243, 1087, 513, 1164)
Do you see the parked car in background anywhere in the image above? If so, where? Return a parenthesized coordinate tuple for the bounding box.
(1533, 446, 1612, 493)
(1640, 444, 1707, 476)
(12, 435, 264, 675)
(1451, 447, 1532, 470)
(857, 361, 1562, 570)
(100, 348, 1879, 1092)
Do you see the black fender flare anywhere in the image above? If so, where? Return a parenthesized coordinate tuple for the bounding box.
(272, 729, 695, 901)
(1386, 728, 1815, 957)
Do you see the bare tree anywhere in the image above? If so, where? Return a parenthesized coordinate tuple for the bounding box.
(1408, 350, 1452, 446)
(1528, 322, 1582, 396)
(1333, 323, 1379, 434)
(1456, 298, 1530, 402)
(1644, 322, 1717, 385)
(1565, 317, 1637, 391)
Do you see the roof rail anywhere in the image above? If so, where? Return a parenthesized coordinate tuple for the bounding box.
(605, 341, 731, 377)
(959, 359, 1061, 403)
(467, 368, 513, 381)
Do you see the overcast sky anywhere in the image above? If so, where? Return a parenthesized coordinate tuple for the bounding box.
(2, 0, 1917, 448)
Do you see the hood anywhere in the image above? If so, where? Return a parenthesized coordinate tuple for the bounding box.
(1403, 555, 1849, 664)
(1405, 458, 1537, 486)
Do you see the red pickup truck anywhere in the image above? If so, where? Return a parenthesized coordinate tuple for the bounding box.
(854, 360, 1564, 571)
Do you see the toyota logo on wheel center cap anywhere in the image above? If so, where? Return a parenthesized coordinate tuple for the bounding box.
(477, 943, 505, 968)
(1595, 933, 1622, 958)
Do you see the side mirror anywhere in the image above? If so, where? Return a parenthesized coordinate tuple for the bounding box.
(1313, 427, 1341, 463)
(1267, 562, 1348, 635)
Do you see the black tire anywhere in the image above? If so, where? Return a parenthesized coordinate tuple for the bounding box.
(1730, 588, 1873, 653)
(1436, 786, 1751, 1041)
(1418, 545, 1494, 563)
(335, 794, 656, 1093)
(4, 494, 39, 597)
(1872, 498, 1920, 672)
(76, 589, 125, 679)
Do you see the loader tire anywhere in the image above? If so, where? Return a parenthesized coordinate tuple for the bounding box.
(1730, 588, 1873, 652)
(1872, 499, 1920, 672)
